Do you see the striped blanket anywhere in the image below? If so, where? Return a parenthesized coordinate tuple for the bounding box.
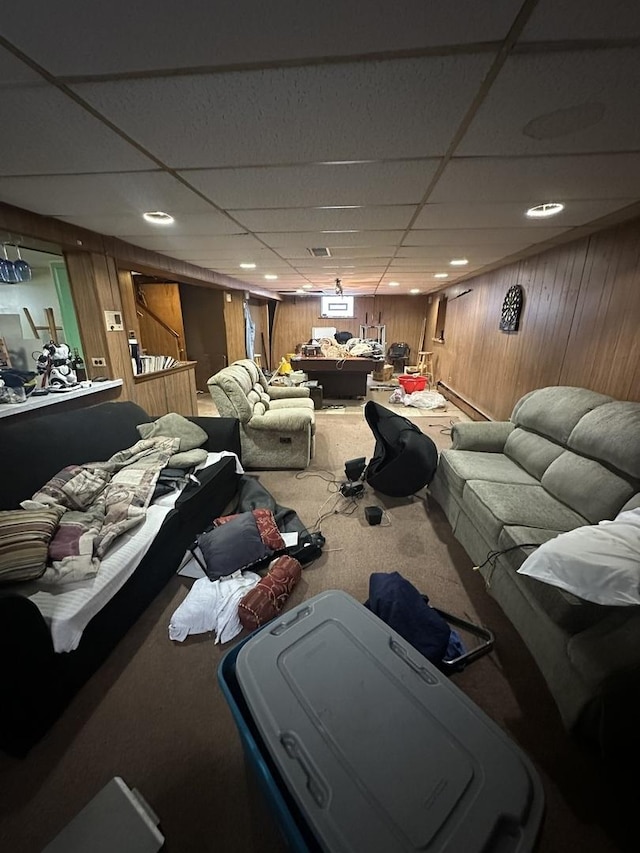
(21, 437, 178, 585)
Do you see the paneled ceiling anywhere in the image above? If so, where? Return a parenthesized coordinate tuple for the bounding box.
(1, 1, 639, 297)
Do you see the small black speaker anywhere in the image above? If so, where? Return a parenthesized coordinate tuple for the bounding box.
(364, 506, 383, 526)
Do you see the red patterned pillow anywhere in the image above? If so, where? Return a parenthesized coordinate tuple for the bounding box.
(238, 555, 302, 630)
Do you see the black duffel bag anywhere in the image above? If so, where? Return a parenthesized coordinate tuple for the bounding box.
(363, 401, 438, 497)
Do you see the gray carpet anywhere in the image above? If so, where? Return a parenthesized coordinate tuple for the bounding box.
(0, 411, 630, 852)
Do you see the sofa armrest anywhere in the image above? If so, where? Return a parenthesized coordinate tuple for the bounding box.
(187, 416, 241, 457)
(268, 385, 310, 400)
(248, 409, 313, 432)
(451, 421, 514, 452)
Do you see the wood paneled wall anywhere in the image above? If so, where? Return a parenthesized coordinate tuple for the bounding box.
(179, 284, 227, 390)
(271, 295, 429, 366)
(433, 217, 640, 420)
(134, 363, 197, 416)
(137, 283, 185, 360)
(64, 250, 134, 399)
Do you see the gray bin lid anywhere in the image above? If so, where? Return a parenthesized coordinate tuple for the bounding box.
(236, 590, 544, 853)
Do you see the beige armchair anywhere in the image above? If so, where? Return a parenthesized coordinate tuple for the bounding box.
(207, 361, 315, 469)
(234, 359, 311, 404)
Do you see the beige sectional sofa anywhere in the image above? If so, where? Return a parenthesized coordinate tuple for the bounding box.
(429, 386, 640, 760)
(208, 359, 316, 469)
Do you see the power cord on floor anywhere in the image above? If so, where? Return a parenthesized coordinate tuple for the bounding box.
(473, 543, 540, 586)
(427, 417, 460, 435)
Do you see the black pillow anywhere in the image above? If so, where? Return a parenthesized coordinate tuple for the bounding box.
(196, 512, 271, 580)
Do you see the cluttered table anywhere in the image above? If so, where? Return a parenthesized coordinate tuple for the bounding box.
(290, 357, 376, 398)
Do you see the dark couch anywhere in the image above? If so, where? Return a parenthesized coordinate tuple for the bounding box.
(0, 401, 241, 756)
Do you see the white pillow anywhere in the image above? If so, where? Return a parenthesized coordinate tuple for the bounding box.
(517, 508, 640, 606)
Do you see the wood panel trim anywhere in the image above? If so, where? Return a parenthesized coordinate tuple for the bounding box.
(437, 381, 491, 422)
(133, 361, 197, 383)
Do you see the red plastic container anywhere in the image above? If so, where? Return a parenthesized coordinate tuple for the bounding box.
(398, 374, 426, 393)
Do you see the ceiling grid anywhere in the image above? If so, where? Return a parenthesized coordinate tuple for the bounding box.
(0, 0, 638, 296)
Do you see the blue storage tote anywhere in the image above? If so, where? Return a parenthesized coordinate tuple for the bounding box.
(219, 590, 544, 853)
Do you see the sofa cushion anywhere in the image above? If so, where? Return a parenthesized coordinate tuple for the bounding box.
(541, 452, 634, 523)
(437, 450, 538, 500)
(511, 386, 612, 444)
(518, 509, 640, 607)
(210, 368, 253, 421)
(504, 428, 564, 481)
(253, 383, 270, 409)
(567, 401, 640, 479)
(497, 525, 610, 634)
(463, 480, 587, 544)
(270, 397, 315, 412)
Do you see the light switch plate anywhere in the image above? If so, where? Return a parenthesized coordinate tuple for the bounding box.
(104, 310, 124, 331)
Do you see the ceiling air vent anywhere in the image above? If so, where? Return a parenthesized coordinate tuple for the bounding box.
(307, 247, 331, 258)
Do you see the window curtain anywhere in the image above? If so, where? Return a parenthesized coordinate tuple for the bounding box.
(244, 301, 256, 360)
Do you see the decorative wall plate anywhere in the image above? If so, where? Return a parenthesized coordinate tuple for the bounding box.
(500, 284, 523, 332)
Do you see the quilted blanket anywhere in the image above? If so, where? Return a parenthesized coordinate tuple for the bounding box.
(21, 437, 178, 585)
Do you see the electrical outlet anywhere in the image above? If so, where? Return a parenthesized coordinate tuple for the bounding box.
(92, 357, 107, 366)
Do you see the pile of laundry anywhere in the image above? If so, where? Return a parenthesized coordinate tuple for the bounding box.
(316, 335, 385, 359)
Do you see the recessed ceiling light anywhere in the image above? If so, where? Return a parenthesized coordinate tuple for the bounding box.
(302, 284, 314, 289)
(450, 258, 468, 266)
(316, 205, 362, 210)
(526, 202, 565, 218)
(295, 289, 306, 294)
(434, 273, 449, 279)
(240, 262, 256, 269)
(321, 230, 359, 234)
(388, 281, 400, 287)
(264, 274, 278, 280)
(409, 288, 421, 294)
(143, 211, 174, 225)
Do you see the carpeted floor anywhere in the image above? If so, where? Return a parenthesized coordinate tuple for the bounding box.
(0, 406, 633, 852)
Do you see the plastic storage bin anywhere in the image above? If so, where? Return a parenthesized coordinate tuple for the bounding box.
(398, 374, 426, 393)
(219, 590, 544, 853)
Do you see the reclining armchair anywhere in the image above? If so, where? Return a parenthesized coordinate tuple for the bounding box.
(208, 360, 315, 469)
(234, 359, 312, 403)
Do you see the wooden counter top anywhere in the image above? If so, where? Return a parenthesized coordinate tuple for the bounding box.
(0, 379, 123, 420)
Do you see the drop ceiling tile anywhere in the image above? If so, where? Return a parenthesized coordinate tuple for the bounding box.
(459, 48, 640, 156)
(414, 199, 637, 229)
(521, 1, 640, 40)
(0, 45, 42, 85)
(2, 2, 519, 76)
(257, 231, 404, 249)
(180, 160, 440, 208)
(0, 171, 222, 216)
(431, 154, 640, 204)
(391, 245, 521, 263)
(74, 54, 494, 167)
(326, 247, 398, 259)
(0, 84, 153, 176)
(402, 227, 567, 246)
(127, 233, 263, 252)
(233, 206, 415, 231)
(58, 211, 244, 238)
